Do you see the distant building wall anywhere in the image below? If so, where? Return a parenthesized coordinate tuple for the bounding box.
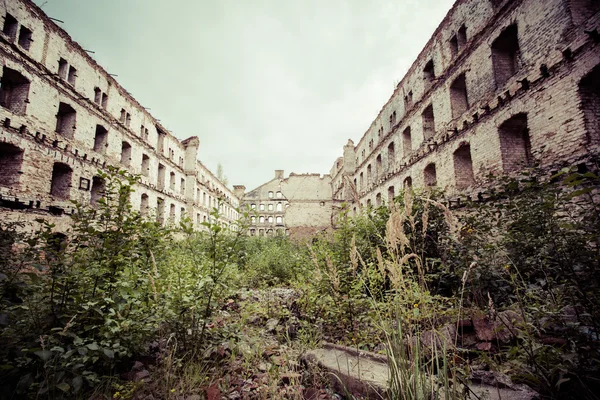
(240, 171, 333, 238)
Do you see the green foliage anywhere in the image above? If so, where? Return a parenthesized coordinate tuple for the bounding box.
(0, 168, 251, 398)
(240, 236, 310, 287)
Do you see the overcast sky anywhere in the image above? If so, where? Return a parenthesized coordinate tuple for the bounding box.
(34, 0, 455, 191)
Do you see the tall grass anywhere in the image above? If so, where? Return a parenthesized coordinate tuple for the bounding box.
(357, 189, 466, 399)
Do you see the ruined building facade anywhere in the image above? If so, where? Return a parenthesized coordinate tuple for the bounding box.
(0, 0, 239, 233)
(331, 0, 600, 213)
(236, 171, 333, 238)
(2, 0, 598, 237)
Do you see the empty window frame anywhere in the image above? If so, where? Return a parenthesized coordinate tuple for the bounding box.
(450, 73, 469, 118)
(259, 204, 265, 211)
(0, 66, 30, 115)
(180, 178, 185, 195)
(498, 113, 531, 172)
(121, 141, 132, 166)
(403, 176, 412, 189)
(94, 87, 102, 104)
(450, 24, 467, 57)
(423, 60, 435, 92)
(140, 193, 149, 216)
(67, 65, 77, 85)
(268, 216, 273, 223)
(58, 58, 68, 79)
(276, 191, 283, 198)
(402, 126, 412, 157)
(259, 216, 265, 223)
(276, 202, 283, 211)
(579, 64, 600, 142)
(50, 162, 72, 199)
(569, 0, 600, 26)
(157, 163, 166, 190)
(376, 154, 382, 177)
(120, 108, 127, 123)
(268, 191, 274, 199)
(405, 90, 413, 109)
(375, 193, 382, 207)
(169, 204, 176, 221)
(93, 125, 108, 154)
(389, 110, 397, 128)
(388, 186, 395, 204)
(276, 216, 283, 225)
(268, 204, 274, 211)
(157, 129, 166, 154)
(387, 142, 395, 169)
(156, 198, 165, 224)
(453, 143, 475, 188)
(55, 102, 76, 138)
(424, 163, 437, 186)
(17, 25, 32, 50)
(422, 105, 435, 140)
(491, 24, 520, 88)
(91, 176, 105, 206)
(2, 13, 18, 41)
(0, 142, 24, 188)
(141, 154, 150, 177)
(101, 93, 108, 108)
(169, 172, 176, 191)
(367, 164, 372, 185)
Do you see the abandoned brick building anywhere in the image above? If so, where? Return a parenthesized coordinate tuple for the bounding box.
(236, 171, 333, 238)
(0, 0, 239, 233)
(331, 0, 600, 213)
(1, 0, 599, 236)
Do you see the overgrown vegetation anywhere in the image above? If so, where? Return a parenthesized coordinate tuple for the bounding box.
(0, 165, 599, 399)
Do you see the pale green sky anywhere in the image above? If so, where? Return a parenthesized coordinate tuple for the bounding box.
(34, 0, 455, 190)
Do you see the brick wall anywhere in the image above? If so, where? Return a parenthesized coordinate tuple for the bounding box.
(331, 0, 600, 212)
(0, 0, 239, 232)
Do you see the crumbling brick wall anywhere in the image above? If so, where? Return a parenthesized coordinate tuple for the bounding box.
(332, 0, 600, 213)
(0, 0, 239, 233)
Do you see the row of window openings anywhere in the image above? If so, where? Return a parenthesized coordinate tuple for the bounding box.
(251, 216, 284, 224)
(251, 203, 286, 212)
(359, 23, 520, 163)
(3, 14, 175, 161)
(152, 199, 232, 228)
(3, 13, 32, 51)
(355, 112, 532, 193)
(249, 229, 289, 237)
(0, 68, 181, 169)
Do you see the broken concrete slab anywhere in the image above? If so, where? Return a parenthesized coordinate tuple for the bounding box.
(303, 342, 388, 398)
(303, 342, 539, 399)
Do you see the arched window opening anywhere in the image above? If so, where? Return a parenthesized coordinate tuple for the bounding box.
(453, 143, 475, 188)
(424, 163, 437, 186)
(491, 24, 520, 88)
(140, 193, 149, 216)
(498, 113, 531, 172)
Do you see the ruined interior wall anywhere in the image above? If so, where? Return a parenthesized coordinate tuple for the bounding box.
(335, 0, 600, 213)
